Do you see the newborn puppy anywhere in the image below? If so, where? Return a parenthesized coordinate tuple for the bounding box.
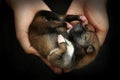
(28, 10, 100, 70)
(64, 15, 100, 70)
(29, 10, 73, 68)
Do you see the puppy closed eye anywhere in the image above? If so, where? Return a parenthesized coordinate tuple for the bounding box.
(86, 45, 95, 53)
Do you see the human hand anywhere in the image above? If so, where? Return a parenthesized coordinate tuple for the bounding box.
(7, 0, 109, 74)
(7, 0, 62, 74)
(67, 0, 108, 46)
(64, 0, 108, 72)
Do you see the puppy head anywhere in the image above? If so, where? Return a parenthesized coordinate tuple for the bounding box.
(47, 21, 100, 70)
(68, 21, 100, 70)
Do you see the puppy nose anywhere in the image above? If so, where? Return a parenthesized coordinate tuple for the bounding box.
(72, 24, 85, 34)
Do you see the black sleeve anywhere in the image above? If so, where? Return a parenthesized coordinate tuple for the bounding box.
(0, 0, 116, 80)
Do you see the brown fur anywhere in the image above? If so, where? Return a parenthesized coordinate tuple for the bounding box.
(28, 10, 100, 70)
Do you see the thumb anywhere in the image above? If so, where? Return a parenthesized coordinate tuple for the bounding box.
(14, 8, 40, 56)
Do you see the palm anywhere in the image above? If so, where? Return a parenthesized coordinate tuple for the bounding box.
(7, 0, 108, 74)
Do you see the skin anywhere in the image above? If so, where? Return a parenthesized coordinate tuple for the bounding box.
(6, 0, 108, 74)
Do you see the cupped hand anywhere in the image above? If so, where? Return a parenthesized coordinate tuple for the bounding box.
(64, 0, 109, 72)
(7, 0, 109, 74)
(7, 0, 62, 74)
(67, 0, 108, 46)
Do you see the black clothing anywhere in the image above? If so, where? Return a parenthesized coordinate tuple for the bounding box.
(0, 0, 115, 80)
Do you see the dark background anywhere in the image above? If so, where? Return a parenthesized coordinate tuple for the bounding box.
(0, 0, 119, 80)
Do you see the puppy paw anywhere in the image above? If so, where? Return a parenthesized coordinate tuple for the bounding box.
(66, 22, 73, 29)
(49, 48, 59, 55)
(57, 34, 65, 44)
(79, 16, 88, 26)
(48, 48, 63, 61)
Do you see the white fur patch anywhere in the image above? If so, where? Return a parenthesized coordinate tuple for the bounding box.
(57, 34, 65, 43)
(65, 39, 74, 57)
(49, 38, 74, 66)
(63, 39, 74, 65)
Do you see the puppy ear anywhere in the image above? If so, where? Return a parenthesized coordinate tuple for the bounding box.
(86, 45, 95, 53)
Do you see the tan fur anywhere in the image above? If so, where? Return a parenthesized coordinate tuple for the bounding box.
(28, 11, 100, 70)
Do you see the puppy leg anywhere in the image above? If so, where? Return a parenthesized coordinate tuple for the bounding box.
(47, 35, 67, 65)
(64, 15, 88, 26)
(79, 16, 88, 26)
(46, 21, 67, 29)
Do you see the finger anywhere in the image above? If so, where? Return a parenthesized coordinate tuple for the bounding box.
(7, 0, 51, 12)
(14, 8, 40, 55)
(84, 0, 109, 45)
(17, 31, 62, 74)
(16, 31, 40, 56)
(63, 69, 72, 73)
(38, 54, 62, 74)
